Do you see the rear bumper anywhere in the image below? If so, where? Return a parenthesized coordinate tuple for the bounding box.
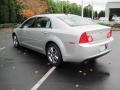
(85, 49, 111, 60)
(62, 38, 113, 62)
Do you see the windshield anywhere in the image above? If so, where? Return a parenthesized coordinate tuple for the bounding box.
(58, 14, 95, 26)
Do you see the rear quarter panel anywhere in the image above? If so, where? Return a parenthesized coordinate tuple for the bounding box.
(45, 28, 81, 61)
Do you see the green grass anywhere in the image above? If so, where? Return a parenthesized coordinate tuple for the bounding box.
(99, 23, 120, 29)
(99, 23, 111, 27)
(0, 23, 19, 28)
(112, 24, 120, 28)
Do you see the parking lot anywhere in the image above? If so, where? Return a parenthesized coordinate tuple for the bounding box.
(0, 30, 120, 90)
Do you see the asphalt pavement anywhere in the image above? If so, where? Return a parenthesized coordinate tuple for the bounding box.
(0, 30, 120, 90)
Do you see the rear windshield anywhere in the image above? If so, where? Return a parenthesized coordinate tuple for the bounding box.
(58, 14, 95, 26)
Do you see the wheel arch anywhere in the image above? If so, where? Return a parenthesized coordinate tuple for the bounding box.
(45, 41, 56, 52)
(45, 39, 67, 61)
(12, 32, 16, 38)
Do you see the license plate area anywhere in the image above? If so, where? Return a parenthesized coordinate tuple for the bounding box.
(99, 44, 107, 52)
(89, 30, 107, 43)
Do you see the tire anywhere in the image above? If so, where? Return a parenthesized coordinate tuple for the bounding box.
(13, 35, 20, 48)
(46, 43, 63, 66)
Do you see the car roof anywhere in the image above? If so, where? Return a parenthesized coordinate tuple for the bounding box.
(31, 14, 67, 18)
(31, 14, 91, 19)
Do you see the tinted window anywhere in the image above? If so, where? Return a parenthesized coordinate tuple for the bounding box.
(58, 14, 95, 26)
(22, 18, 35, 28)
(35, 17, 51, 28)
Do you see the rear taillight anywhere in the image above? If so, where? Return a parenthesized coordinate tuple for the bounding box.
(107, 29, 112, 38)
(80, 32, 93, 43)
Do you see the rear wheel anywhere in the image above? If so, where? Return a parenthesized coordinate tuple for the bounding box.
(13, 35, 20, 48)
(46, 43, 63, 66)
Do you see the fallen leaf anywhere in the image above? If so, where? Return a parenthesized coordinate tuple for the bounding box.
(83, 73, 87, 76)
(78, 70, 83, 73)
(12, 66, 16, 70)
(89, 68, 93, 72)
(24, 52, 26, 55)
(47, 63, 50, 65)
(75, 84, 79, 88)
(34, 70, 39, 74)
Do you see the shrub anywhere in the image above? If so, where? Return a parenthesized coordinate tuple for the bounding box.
(0, 23, 15, 28)
(112, 24, 120, 28)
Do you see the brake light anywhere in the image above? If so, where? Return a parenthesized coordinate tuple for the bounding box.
(107, 29, 112, 38)
(80, 32, 93, 43)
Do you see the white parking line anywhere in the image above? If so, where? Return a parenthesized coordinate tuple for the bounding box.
(31, 66, 56, 90)
(0, 47, 6, 50)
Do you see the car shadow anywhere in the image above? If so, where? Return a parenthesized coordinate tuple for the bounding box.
(16, 46, 110, 85)
(54, 60, 110, 85)
(14, 46, 50, 67)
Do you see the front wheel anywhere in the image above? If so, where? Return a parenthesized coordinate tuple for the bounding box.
(13, 35, 20, 48)
(46, 43, 63, 66)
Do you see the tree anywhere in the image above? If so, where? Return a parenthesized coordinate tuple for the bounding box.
(0, 0, 30, 23)
(68, 3, 81, 15)
(0, 0, 9, 23)
(0, 0, 17, 24)
(98, 10, 105, 18)
(84, 4, 92, 18)
(8, 0, 16, 23)
(47, 0, 81, 16)
(15, 1, 26, 23)
(94, 11, 98, 18)
(47, 0, 56, 13)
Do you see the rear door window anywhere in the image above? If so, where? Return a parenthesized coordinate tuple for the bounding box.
(35, 17, 51, 28)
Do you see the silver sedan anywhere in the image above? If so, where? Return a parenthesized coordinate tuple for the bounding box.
(12, 14, 113, 66)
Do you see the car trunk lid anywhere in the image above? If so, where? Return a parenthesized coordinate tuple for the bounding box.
(72, 24, 111, 44)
